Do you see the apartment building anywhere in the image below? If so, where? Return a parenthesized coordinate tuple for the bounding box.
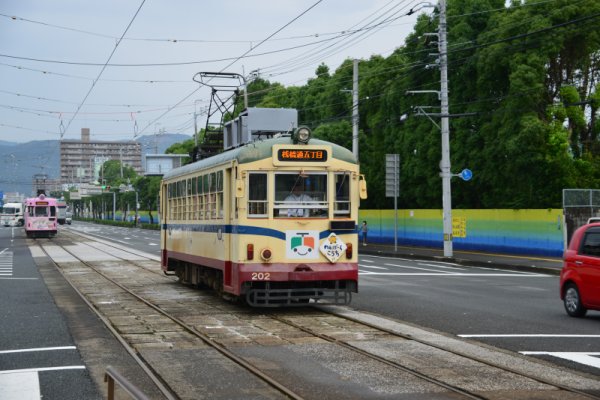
(60, 128, 142, 187)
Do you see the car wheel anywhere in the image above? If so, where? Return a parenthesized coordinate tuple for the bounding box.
(564, 283, 587, 317)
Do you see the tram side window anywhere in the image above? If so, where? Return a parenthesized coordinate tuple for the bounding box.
(170, 182, 176, 220)
(198, 175, 204, 220)
(187, 178, 192, 220)
(217, 171, 224, 219)
(177, 180, 185, 220)
(334, 173, 351, 216)
(208, 173, 216, 219)
(248, 173, 267, 217)
(203, 174, 210, 220)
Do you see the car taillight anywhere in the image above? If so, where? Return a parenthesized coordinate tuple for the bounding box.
(346, 243, 353, 259)
(247, 243, 254, 260)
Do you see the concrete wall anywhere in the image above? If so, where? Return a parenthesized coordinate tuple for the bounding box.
(358, 209, 564, 257)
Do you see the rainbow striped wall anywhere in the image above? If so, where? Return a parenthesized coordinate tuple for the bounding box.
(358, 209, 564, 257)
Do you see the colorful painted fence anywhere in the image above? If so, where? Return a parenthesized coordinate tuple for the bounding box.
(358, 209, 564, 257)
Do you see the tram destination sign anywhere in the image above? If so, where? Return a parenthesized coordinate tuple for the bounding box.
(273, 144, 331, 166)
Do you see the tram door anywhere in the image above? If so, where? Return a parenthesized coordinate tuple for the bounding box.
(160, 183, 169, 266)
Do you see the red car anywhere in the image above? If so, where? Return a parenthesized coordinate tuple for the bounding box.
(560, 223, 600, 317)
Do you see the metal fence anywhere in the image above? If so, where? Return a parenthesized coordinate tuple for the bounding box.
(562, 189, 600, 243)
(563, 189, 600, 208)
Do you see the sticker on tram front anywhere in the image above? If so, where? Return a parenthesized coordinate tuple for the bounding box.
(286, 230, 319, 259)
(319, 233, 347, 263)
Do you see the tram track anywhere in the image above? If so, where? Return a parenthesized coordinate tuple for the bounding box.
(35, 233, 304, 400)
(32, 230, 600, 400)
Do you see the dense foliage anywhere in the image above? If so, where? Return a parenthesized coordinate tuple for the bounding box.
(218, 0, 599, 209)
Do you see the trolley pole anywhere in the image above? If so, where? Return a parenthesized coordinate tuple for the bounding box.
(439, 0, 453, 257)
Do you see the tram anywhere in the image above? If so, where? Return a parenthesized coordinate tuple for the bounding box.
(24, 194, 58, 238)
(160, 126, 367, 306)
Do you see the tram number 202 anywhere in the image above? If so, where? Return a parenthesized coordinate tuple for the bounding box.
(251, 272, 271, 281)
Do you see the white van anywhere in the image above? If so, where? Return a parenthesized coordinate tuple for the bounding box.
(1, 202, 24, 227)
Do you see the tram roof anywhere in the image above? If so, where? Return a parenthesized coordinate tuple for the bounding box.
(162, 137, 357, 180)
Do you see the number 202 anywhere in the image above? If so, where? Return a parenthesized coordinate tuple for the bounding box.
(251, 272, 270, 280)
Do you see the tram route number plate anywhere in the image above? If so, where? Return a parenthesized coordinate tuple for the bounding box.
(272, 144, 332, 166)
(277, 149, 328, 162)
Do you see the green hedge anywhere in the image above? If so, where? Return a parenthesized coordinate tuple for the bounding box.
(73, 217, 160, 230)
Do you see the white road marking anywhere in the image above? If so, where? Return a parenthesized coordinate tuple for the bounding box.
(0, 366, 86, 374)
(0, 346, 77, 355)
(358, 265, 388, 270)
(460, 334, 600, 338)
(384, 263, 454, 273)
(418, 263, 466, 270)
(148, 243, 158, 246)
(520, 352, 600, 369)
(0, 250, 13, 276)
(0, 371, 40, 400)
(359, 272, 550, 276)
(0, 277, 38, 280)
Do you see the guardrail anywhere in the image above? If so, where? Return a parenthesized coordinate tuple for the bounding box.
(104, 366, 150, 400)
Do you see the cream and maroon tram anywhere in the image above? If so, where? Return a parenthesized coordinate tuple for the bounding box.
(160, 127, 367, 306)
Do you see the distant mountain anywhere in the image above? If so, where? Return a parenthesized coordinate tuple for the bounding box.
(0, 133, 192, 197)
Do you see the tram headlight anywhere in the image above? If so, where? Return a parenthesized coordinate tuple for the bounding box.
(260, 248, 272, 262)
(294, 126, 311, 144)
(346, 243, 353, 259)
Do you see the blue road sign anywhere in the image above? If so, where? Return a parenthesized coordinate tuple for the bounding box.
(460, 169, 473, 181)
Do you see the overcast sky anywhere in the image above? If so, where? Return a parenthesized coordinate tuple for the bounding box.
(0, 0, 423, 144)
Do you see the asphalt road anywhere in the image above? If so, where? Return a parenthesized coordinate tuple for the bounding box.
(352, 253, 600, 377)
(66, 221, 600, 377)
(0, 226, 101, 400)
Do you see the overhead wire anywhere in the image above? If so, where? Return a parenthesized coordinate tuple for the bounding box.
(135, 0, 324, 136)
(2, 0, 594, 141)
(259, 0, 417, 78)
(62, 0, 147, 137)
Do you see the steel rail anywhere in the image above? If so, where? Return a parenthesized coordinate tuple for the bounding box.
(316, 307, 600, 400)
(39, 238, 305, 400)
(271, 315, 486, 400)
(35, 243, 178, 400)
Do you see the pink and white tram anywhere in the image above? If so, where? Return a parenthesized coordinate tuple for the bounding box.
(24, 194, 58, 238)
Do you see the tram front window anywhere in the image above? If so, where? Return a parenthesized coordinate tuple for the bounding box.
(274, 172, 327, 218)
(34, 207, 48, 217)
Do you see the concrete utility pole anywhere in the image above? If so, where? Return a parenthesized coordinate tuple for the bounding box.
(352, 59, 359, 160)
(438, 0, 453, 258)
(405, 0, 453, 257)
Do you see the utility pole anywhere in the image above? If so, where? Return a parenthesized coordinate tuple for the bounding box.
(352, 59, 359, 160)
(439, 0, 453, 258)
(406, 0, 453, 257)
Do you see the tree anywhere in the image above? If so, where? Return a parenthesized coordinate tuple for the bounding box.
(158, 0, 600, 209)
(101, 160, 137, 188)
(136, 176, 161, 224)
